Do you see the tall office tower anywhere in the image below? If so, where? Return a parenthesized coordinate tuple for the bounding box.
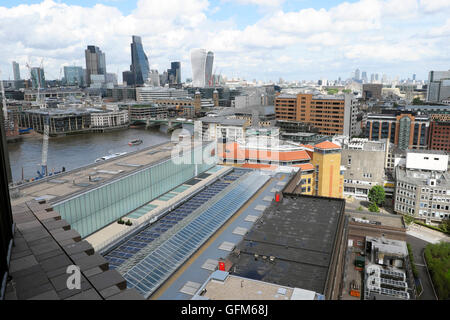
(122, 71, 135, 86)
(426, 70, 450, 103)
(205, 51, 214, 87)
(12, 61, 21, 81)
(354, 68, 360, 81)
(30, 67, 45, 89)
(382, 74, 388, 84)
(85, 45, 106, 86)
(168, 61, 181, 84)
(412, 74, 416, 81)
(130, 35, 150, 86)
(370, 73, 375, 83)
(148, 70, 160, 87)
(361, 71, 367, 83)
(191, 49, 207, 87)
(375, 73, 379, 81)
(64, 66, 84, 86)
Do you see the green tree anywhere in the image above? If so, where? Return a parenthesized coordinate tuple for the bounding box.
(368, 202, 379, 212)
(368, 185, 386, 206)
(412, 97, 424, 105)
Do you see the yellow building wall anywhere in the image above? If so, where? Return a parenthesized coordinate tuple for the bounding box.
(301, 172, 314, 195)
(312, 151, 343, 198)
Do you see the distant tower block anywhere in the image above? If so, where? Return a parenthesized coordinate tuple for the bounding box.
(213, 89, 219, 107)
(194, 91, 202, 114)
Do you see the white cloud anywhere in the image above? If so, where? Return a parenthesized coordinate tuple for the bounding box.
(420, 0, 450, 12)
(0, 0, 449, 81)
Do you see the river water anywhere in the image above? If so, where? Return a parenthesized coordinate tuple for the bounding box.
(6, 128, 170, 183)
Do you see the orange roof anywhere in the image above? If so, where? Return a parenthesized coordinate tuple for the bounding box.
(292, 163, 314, 171)
(303, 144, 315, 150)
(221, 142, 311, 162)
(241, 163, 278, 170)
(314, 141, 341, 150)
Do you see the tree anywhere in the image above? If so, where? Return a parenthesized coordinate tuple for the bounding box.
(368, 185, 385, 207)
(368, 202, 379, 212)
(412, 97, 424, 105)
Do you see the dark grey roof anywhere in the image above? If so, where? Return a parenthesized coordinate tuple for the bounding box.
(227, 195, 345, 294)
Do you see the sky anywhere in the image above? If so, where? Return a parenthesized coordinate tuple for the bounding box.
(0, 0, 449, 83)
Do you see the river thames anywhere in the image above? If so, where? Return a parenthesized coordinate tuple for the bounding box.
(6, 128, 170, 183)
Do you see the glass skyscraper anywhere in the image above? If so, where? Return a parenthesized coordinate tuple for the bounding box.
(205, 51, 214, 87)
(191, 49, 214, 88)
(64, 66, 84, 86)
(168, 61, 181, 84)
(131, 35, 150, 86)
(30, 67, 45, 89)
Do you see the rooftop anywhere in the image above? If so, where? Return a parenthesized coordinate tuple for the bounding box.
(315, 141, 341, 150)
(226, 194, 345, 295)
(193, 271, 320, 300)
(10, 141, 177, 207)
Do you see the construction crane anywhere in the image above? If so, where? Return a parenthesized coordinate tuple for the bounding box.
(0, 69, 8, 125)
(26, 59, 49, 178)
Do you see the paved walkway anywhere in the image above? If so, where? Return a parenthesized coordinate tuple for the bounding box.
(406, 235, 438, 300)
(406, 223, 450, 244)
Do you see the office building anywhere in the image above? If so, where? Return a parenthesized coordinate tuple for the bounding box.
(64, 66, 84, 86)
(394, 150, 450, 223)
(85, 45, 106, 86)
(362, 84, 383, 100)
(148, 70, 160, 87)
(205, 51, 214, 87)
(428, 120, 450, 152)
(168, 61, 181, 84)
(12, 61, 20, 81)
(191, 49, 214, 88)
(30, 67, 45, 89)
(275, 93, 358, 136)
(365, 111, 430, 150)
(135, 87, 190, 102)
(426, 70, 450, 103)
(130, 35, 150, 86)
(122, 71, 135, 86)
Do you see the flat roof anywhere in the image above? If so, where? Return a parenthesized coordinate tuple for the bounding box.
(199, 273, 297, 300)
(10, 141, 177, 207)
(227, 194, 345, 294)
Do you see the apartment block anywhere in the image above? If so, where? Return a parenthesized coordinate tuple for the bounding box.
(365, 111, 430, 150)
(275, 93, 357, 136)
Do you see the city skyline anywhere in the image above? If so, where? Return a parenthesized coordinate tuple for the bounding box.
(0, 0, 450, 82)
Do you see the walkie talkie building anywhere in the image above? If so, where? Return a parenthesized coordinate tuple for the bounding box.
(191, 49, 214, 88)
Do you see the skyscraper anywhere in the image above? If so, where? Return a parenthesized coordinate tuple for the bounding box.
(12, 61, 20, 81)
(361, 71, 367, 83)
(30, 67, 45, 89)
(64, 66, 84, 86)
(354, 68, 360, 81)
(191, 49, 207, 88)
(205, 51, 214, 87)
(191, 49, 214, 88)
(85, 45, 106, 86)
(168, 61, 181, 84)
(130, 35, 150, 86)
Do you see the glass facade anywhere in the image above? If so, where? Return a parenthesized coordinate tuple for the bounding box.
(53, 144, 216, 238)
(398, 116, 411, 150)
(131, 36, 150, 85)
